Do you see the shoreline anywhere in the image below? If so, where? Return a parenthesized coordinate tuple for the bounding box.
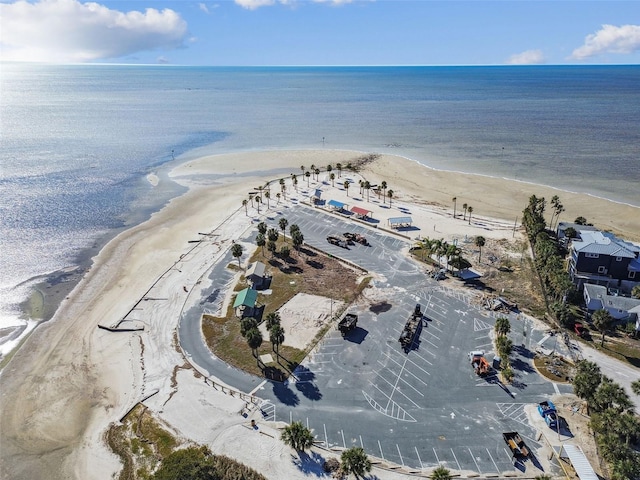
(0, 149, 638, 480)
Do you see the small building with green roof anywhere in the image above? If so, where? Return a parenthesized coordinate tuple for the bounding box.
(233, 287, 258, 318)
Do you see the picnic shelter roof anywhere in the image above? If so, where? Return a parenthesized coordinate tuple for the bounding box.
(388, 216, 413, 225)
(351, 205, 372, 216)
(233, 287, 258, 309)
(328, 199, 346, 209)
(246, 261, 265, 278)
(313, 188, 322, 198)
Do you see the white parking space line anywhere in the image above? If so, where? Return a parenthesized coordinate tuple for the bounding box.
(360, 435, 364, 448)
(379, 440, 385, 460)
(451, 448, 462, 471)
(371, 375, 422, 409)
(397, 444, 405, 466)
(341, 429, 346, 448)
(433, 447, 440, 464)
(468, 448, 481, 473)
(324, 424, 328, 448)
(486, 447, 500, 472)
(415, 447, 424, 468)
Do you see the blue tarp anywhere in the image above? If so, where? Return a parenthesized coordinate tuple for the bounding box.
(328, 199, 346, 209)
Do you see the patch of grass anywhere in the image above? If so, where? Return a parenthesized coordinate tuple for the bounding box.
(533, 355, 574, 383)
(202, 240, 364, 379)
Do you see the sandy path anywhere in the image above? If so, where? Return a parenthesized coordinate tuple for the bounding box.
(0, 149, 637, 480)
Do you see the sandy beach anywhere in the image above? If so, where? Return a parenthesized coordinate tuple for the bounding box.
(0, 149, 638, 480)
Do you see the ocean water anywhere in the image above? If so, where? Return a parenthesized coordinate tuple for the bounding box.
(1, 64, 639, 356)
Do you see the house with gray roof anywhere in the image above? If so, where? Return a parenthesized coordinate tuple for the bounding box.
(584, 284, 640, 329)
(569, 229, 640, 292)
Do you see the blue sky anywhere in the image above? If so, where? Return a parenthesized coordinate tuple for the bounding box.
(1, 0, 639, 65)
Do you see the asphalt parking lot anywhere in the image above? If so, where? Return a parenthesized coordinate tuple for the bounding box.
(180, 203, 573, 475)
(254, 205, 572, 475)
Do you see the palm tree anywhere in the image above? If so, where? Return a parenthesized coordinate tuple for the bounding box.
(300, 165, 305, 176)
(279, 218, 289, 242)
(267, 228, 279, 243)
(269, 324, 285, 356)
(264, 190, 270, 209)
(255, 195, 261, 213)
(632, 379, 640, 396)
(257, 221, 267, 235)
(240, 317, 258, 337)
(281, 421, 314, 452)
(279, 178, 285, 193)
(467, 206, 473, 224)
(475, 236, 486, 263)
(452, 196, 457, 218)
(246, 327, 263, 360)
(305, 170, 311, 186)
(292, 231, 304, 252)
(336, 162, 342, 177)
(496, 335, 513, 361)
(592, 308, 614, 347)
(242, 199, 248, 215)
(309, 164, 315, 176)
(363, 180, 371, 202)
(314, 168, 320, 181)
(462, 203, 468, 221)
(256, 233, 266, 256)
(430, 465, 453, 480)
(326, 164, 332, 174)
(381, 181, 387, 204)
(591, 377, 634, 414)
(387, 189, 394, 207)
(495, 316, 511, 337)
(292, 175, 298, 192)
(265, 311, 281, 329)
(330, 172, 335, 187)
(276, 192, 281, 205)
(340, 447, 371, 478)
(344, 180, 350, 197)
(573, 360, 602, 403)
(231, 243, 243, 268)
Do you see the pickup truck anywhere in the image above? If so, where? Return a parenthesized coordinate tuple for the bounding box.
(537, 400, 559, 429)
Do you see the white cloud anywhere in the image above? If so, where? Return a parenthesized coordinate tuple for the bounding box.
(506, 49, 545, 65)
(0, 0, 188, 63)
(571, 24, 640, 60)
(198, 3, 209, 14)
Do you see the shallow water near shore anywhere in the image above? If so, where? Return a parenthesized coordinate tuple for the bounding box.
(1, 64, 639, 358)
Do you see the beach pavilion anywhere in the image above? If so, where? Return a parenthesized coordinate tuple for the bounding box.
(327, 199, 348, 212)
(233, 287, 258, 318)
(350, 205, 372, 220)
(388, 216, 413, 229)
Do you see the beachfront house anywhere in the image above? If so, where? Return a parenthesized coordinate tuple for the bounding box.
(568, 229, 640, 292)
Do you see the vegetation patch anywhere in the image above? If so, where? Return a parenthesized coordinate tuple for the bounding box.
(202, 236, 364, 380)
(533, 355, 574, 383)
